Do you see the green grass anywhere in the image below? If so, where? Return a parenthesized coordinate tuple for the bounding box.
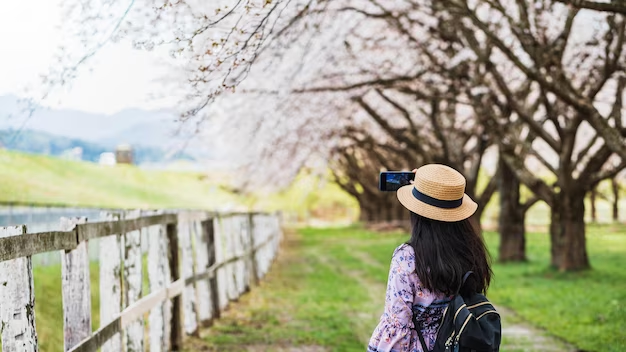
(32, 263, 100, 352)
(0, 149, 359, 217)
(246, 171, 360, 223)
(0, 149, 240, 209)
(29, 254, 153, 351)
(186, 227, 396, 352)
(484, 225, 626, 352)
(26, 225, 626, 351)
(189, 225, 626, 352)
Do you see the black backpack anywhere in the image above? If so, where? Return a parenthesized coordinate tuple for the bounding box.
(413, 272, 501, 352)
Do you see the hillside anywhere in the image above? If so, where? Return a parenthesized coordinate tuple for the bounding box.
(0, 149, 240, 210)
(0, 94, 212, 159)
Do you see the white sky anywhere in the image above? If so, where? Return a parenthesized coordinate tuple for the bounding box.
(0, 0, 173, 114)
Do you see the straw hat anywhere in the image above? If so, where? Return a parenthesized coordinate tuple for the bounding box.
(397, 164, 478, 222)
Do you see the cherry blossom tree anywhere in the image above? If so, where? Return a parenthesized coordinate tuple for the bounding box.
(555, 0, 626, 15)
(203, 0, 501, 230)
(45, 0, 303, 115)
(219, 0, 625, 270)
(439, 0, 626, 270)
(52, 0, 625, 271)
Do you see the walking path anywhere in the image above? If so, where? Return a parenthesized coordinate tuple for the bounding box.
(184, 229, 579, 352)
(342, 250, 577, 352)
(498, 306, 578, 352)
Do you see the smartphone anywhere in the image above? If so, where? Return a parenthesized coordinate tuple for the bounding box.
(378, 171, 415, 192)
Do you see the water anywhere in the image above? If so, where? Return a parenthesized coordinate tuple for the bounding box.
(0, 205, 106, 266)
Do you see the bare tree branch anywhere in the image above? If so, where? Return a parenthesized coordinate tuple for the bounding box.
(590, 159, 626, 186)
(554, 0, 626, 15)
(522, 196, 540, 213)
(292, 71, 427, 93)
(477, 165, 500, 207)
(500, 150, 555, 206)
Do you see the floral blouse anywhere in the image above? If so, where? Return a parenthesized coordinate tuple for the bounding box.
(368, 244, 451, 352)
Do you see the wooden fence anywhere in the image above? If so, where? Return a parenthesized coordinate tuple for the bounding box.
(0, 210, 282, 352)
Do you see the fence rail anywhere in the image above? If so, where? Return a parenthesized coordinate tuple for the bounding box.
(0, 210, 282, 352)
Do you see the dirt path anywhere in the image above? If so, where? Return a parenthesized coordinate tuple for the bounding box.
(348, 248, 578, 352)
(497, 305, 578, 352)
(311, 247, 387, 345)
(186, 230, 580, 352)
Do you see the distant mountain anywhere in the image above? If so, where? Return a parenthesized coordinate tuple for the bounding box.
(0, 129, 194, 164)
(99, 119, 178, 148)
(0, 94, 211, 159)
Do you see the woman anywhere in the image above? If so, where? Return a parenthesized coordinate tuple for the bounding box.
(368, 164, 492, 352)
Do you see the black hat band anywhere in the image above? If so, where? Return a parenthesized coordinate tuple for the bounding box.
(412, 187, 463, 209)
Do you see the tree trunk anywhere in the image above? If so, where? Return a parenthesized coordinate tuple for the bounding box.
(395, 198, 407, 221)
(464, 184, 484, 234)
(473, 207, 484, 234)
(549, 190, 590, 271)
(357, 192, 404, 224)
(497, 156, 526, 262)
(590, 187, 597, 223)
(394, 197, 410, 230)
(384, 192, 395, 222)
(358, 202, 375, 223)
(612, 177, 620, 222)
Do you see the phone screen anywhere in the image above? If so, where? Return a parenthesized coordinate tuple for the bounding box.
(379, 172, 415, 192)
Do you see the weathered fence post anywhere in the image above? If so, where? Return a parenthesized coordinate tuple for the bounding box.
(147, 211, 171, 352)
(236, 216, 247, 295)
(61, 217, 91, 352)
(255, 215, 268, 280)
(264, 215, 272, 279)
(272, 214, 282, 272)
(231, 216, 242, 299)
(100, 213, 123, 352)
(123, 210, 144, 351)
(0, 210, 281, 351)
(167, 222, 183, 351)
(247, 213, 259, 287)
(204, 218, 220, 322)
(224, 217, 238, 301)
(213, 216, 228, 311)
(0, 225, 38, 352)
(178, 212, 198, 337)
(231, 217, 241, 297)
(194, 217, 212, 327)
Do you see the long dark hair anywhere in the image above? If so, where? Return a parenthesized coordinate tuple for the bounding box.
(406, 211, 492, 297)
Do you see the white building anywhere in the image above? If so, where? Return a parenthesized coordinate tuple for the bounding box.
(98, 152, 117, 166)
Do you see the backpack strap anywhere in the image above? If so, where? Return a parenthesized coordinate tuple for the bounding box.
(462, 271, 474, 284)
(456, 271, 474, 294)
(416, 328, 430, 352)
(412, 311, 431, 352)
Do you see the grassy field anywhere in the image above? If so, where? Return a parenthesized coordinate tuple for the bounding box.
(30, 256, 154, 351)
(484, 224, 626, 352)
(19, 221, 626, 351)
(0, 149, 359, 218)
(32, 263, 101, 352)
(0, 149, 240, 209)
(187, 225, 625, 352)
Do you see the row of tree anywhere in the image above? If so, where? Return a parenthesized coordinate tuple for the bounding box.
(54, 0, 626, 271)
(204, 0, 625, 272)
